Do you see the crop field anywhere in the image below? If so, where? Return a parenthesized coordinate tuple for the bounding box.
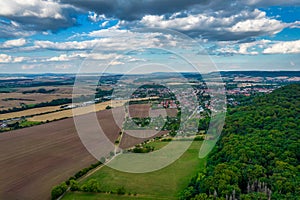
(0, 118, 96, 200)
(28, 98, 159, 122)
(0, 108, 127, 200)
(63, 141, 205, 200)
(96, 107, 125, 144)
(0, 92, 67, 110)
(165, 108, 178, 117)
(129, 104, 178, 118)
(0, 86, 89, 111)
(27, 100, 127, 122)
(0, 105, 62, 120)
(128, 104, 151, 118)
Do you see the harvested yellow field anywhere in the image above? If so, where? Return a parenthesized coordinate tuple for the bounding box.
(28, 101, 122, 122)
(28, 97, 158, 122)
(0, 106, 62, 120)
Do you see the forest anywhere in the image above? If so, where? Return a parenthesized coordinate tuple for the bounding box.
(181, 84, 300, 200)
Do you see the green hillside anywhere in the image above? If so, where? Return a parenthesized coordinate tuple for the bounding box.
(182, 84, 300, 200)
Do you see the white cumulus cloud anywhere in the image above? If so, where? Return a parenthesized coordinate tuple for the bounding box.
(1, 38, 26, 48)
(263, 40, 300, 54)
(45, 52, 117, 62)
(136, 9, 288, 41)
(0, 53, 27, 63)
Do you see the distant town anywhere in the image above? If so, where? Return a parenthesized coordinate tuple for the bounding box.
(1, 71, 299, 132)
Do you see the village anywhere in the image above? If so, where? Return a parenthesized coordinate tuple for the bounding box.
(1, 71, 300, 132)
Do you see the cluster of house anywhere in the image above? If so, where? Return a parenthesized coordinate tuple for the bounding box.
(226, 87, 275, 96)
(0, 118, 22, 130)
(159, 100, 177, 109)
(61, 98, 103, 109)
(0, 123, 7, 128)
(266, 76, 300, 82)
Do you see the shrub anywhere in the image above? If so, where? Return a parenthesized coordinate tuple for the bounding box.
(194, 136, 204, 141)
(117, 187, 126, 195)
(51, 182, 68, 200)
(81, 179, 101, 193)
(161, 138, 172, 142)
(132, 146, 154, 153)
(100, 157, 106, 163)
(69, 180, 79, 191)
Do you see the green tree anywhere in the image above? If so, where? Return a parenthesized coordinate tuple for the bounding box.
(69, 180, 79, 191)
(51, 182, 68, 200)
(81, 179, 101, 193)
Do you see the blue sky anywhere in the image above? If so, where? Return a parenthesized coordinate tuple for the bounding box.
(0, 0, 299, 73)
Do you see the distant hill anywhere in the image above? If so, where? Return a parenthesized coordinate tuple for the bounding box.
(219, 71, 300, 77)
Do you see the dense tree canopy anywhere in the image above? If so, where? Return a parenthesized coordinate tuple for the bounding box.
(181, 84, 300, 200)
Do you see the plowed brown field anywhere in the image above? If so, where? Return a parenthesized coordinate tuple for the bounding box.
(0, 108, 124, 200)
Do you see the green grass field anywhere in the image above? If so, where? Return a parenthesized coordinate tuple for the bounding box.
(63, 141, 205, 200)
(63, 192, 171, 200)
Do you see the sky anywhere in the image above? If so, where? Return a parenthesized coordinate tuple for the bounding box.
(0, 0, 299, 73)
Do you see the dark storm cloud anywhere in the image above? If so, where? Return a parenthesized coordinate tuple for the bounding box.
(60, 0, 212, 20)
(246, 0, 300, 7)
(0, 0, 298, 39)
(58, 0, 297, 41)
(60, 0, 300, 21)
(0, 0, 80, 38)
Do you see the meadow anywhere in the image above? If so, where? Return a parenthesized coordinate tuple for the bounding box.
(62, 141, 206, 200)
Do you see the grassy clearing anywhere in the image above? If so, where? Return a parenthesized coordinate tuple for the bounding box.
(63, 192, 162, 200)
(63, 192, 172, 200)
(149, 140, 169, 150)
(19, 120, 42, 127)
(63, 141, 206, 200)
